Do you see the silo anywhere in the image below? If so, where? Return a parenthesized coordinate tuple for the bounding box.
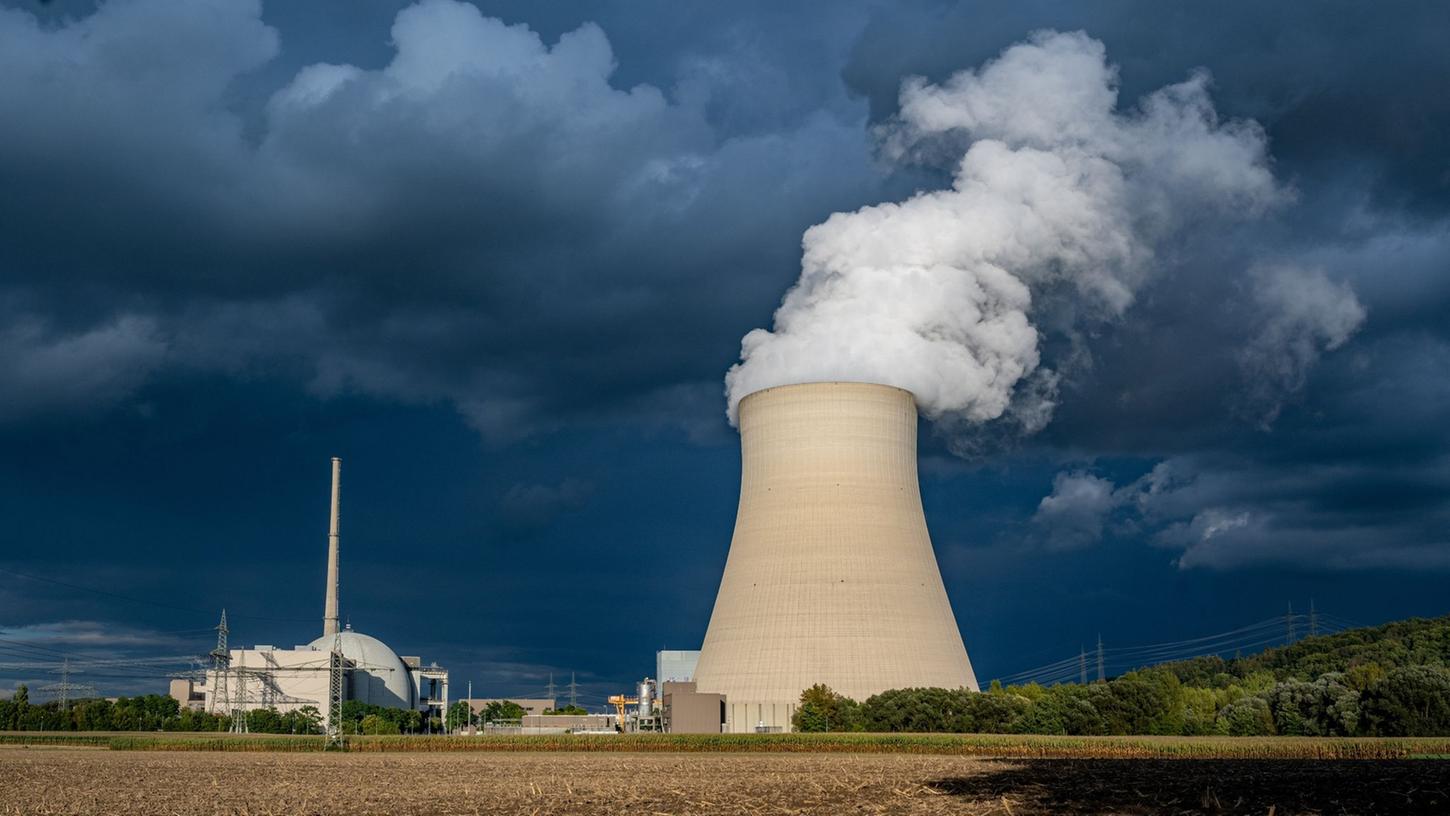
(693, 381, 977, 732)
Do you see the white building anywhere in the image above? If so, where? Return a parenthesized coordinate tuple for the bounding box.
(175, 629, 448, 731)
(170, 458, 449, 731)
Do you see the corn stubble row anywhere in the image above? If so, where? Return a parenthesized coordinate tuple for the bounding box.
(5, 732, 1445, 758)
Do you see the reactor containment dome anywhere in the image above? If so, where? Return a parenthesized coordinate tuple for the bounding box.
(692, 381, 978, 732)
(306, 629, 414, 709)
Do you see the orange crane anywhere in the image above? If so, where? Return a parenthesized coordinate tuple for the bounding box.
(607, 694, 639, 732)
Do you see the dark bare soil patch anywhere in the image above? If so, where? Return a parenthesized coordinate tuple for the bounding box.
(931, 758, 1450, 815)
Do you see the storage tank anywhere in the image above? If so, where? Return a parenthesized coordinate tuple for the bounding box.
(692, 382, 977, 732)
(638, 678, 655, 718)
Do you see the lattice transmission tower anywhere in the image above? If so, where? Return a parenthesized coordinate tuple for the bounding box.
(40, 659, 95, 709)
(325, 631, 346, 750)
(209, 610, 231, 718)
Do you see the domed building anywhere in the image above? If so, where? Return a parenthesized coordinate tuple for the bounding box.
(175, 458, 450, 731)
(307, 628, 414, 709)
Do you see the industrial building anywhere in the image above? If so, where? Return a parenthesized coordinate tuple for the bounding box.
(169, 458, 449, 732)
(660, 681, 725, 734)
(692, 382, 978, 732)
(656, 650, 699, 684)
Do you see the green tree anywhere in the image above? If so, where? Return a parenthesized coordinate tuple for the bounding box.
(245, 707, 287, 733)
(483, 700, 526, 722)
(791, 684, 863, 732)
(1359, 666, 1450, 736)
(1264, 674, 1359, 736)
(1217, 696, 1274, 736)
(287, 706, 323, 735)
(1180, 686, 1227, 736)
(963, 690, 1030, 733)
(861, 688, 967, 732)
(446, 700, 474, 729)
(1014, 684, 1110, 736)
(1101, 669, 1186, 735)
(2, 685, 30, 731)
(359, 713, 400, 735)
(544, 705, 589, 715)
(396, 709, 422, 734)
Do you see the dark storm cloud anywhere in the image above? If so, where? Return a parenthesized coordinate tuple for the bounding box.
(843, 0, 1450, 211)
(0, 0, 881, 435)
(818, 2, 1450, 572)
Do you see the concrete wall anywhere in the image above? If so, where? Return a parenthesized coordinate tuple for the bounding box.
(199, 647, 334, 726)
(661, 682, 726, 734)
(168, 678, 205, 711)
(520, 713, 615, 733)
(692, 382, 977, 733)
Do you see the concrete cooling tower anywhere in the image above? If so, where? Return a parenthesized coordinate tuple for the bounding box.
(693, 381, 977, 733)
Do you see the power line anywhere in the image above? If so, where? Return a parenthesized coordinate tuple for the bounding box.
(996, 609, 1367, 687)
(1095, 635, 1104, 683)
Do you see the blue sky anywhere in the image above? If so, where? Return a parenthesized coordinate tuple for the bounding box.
(1, 0, 1447, 704)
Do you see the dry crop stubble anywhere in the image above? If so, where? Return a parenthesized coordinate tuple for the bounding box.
(0, 749, 1013, 816)
(3, 748, 1449, 815)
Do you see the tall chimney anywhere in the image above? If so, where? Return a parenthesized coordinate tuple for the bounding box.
(322, 457, 341, 637)
(692, 382, 977, 732)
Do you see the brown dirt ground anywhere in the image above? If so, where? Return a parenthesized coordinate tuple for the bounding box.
(0, 748, 1446, 815)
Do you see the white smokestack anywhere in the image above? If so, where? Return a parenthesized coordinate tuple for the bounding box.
(725, 31, 1284, 429)
(322, 456, 341, 637)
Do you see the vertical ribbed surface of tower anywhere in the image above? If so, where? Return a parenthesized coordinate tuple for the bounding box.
(693, 382, 977, 732)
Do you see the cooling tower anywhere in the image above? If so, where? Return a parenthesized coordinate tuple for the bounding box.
(693, 382, 977, 733)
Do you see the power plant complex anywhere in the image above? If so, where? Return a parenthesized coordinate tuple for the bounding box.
(165, 380, 975, 735)
(169, 459, 450, 732)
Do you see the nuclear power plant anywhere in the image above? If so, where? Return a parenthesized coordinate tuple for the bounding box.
(169, 458, 450, 732)
(164, 384, 978, 736)
(691, 382, 977, 733)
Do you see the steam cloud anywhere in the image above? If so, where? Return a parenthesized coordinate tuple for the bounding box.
(725, 31, 1283, 426)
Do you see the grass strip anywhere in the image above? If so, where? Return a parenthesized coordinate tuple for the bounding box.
(77, 732, 1450, 758)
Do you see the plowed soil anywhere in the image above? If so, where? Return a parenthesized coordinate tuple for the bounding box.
(1, 748, 1446, 815)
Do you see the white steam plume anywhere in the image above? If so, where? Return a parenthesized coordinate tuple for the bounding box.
(725, 31, 1283, 425)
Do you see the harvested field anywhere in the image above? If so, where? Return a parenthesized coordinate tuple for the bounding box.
(1, 748, 1447, 815)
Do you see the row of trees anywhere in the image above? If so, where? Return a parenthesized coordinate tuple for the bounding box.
(338, 700, 450, 734)
(0, 688, 327, 734)
(796, 665, 1450, 736)
(793, 614, 1450, 736)
(0, 690, 546, 735)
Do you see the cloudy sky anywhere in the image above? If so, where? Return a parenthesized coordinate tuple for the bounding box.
(2, 0, 1447, 701)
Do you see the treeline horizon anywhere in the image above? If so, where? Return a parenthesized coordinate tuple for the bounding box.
(4, 614, 1448, 736)
(793, 614, 1450, 736)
